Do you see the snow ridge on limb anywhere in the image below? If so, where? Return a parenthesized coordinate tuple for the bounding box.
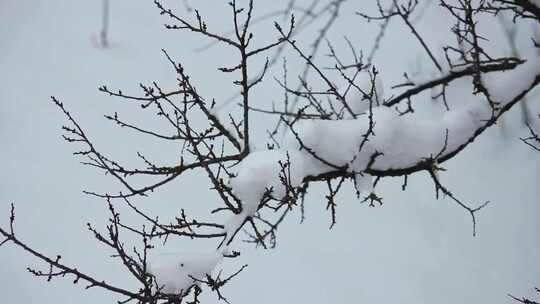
(222, 55, 540, 245)
(149, 252, 223, 295)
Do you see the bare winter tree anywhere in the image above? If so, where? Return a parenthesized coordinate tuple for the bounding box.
(1, 0, 539, 303)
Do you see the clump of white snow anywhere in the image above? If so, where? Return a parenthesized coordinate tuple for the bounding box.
(149, 252, 223, 295)
(222, 150, 312, 245)
(229, 150, 308, 204)
(284, 105, 487, 171)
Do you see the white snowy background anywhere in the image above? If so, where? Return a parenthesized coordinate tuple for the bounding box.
(1, 0, 539, 303)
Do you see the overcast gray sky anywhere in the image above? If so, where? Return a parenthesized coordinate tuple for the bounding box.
(1, 1, 539, 303)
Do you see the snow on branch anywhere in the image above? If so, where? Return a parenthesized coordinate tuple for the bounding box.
(223, 54, 540, 243)
(1, 0, 539, 303)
